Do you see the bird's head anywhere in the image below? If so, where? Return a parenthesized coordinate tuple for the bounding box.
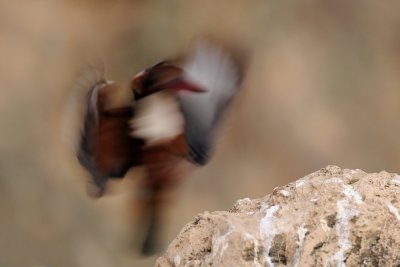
(131, 61, 205, 99)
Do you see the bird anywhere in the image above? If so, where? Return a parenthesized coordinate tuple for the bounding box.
(67, 39, 246, 255)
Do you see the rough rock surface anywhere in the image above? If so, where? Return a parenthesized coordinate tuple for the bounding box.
(156, 165, 400, 267)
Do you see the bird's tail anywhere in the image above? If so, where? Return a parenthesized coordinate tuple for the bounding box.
(133, 161, 185, 256)
(137, 186, 163, 255)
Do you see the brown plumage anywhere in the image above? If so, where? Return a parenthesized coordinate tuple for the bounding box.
(68, 39, 246, 255)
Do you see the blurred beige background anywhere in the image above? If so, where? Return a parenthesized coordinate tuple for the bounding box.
(2, 1, 400, 266)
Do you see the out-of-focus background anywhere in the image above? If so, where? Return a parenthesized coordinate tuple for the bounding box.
(2, 1, 400, 266)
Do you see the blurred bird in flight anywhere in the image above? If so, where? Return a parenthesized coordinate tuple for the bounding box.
(65, 39, 246, 255)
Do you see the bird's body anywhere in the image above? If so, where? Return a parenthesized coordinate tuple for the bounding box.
(68, 40, 246, 255)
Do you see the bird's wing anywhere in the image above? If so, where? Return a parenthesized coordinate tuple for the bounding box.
(177, 40, 244, 165)
(62, 60, 106, 150)
(67, 63, 143, 197)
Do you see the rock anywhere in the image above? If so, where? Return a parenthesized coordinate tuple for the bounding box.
(156, 166, 400, 266)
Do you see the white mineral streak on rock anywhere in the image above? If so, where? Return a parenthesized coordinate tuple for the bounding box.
(388, 203, 400, 221)
(324, 177, 362, 266)
(173, 255, 181, 266)
(295, 179, 306, 188)
(237, 198, 251, 205)
(293, 224, 308, 267)
(320, 219, 330, 233)
(259, 205, 280, 267)
(391, 175, 400, 186)
(322, 175, 363, 205)
(242, 232, 262, 267)
(211, 222, 233, 260)
(279, 190, 291, 197)
(325, 200, 359, 267)
(324, 177, 343, 184)
(342, 184, 363, 204)
(324, 177, 363, 204)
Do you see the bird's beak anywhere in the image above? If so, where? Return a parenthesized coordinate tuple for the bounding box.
(159, 77, 206, 93)
(131, 63, 206, 99)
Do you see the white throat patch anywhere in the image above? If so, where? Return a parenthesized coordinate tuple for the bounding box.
(130, 92, 183, 146)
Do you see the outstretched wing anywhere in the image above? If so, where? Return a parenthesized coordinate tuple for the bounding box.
(177, 40, 244, 165)
(67, 63, 143, 197)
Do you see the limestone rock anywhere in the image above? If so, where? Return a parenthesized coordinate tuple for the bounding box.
(156, 166, 400, 266)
